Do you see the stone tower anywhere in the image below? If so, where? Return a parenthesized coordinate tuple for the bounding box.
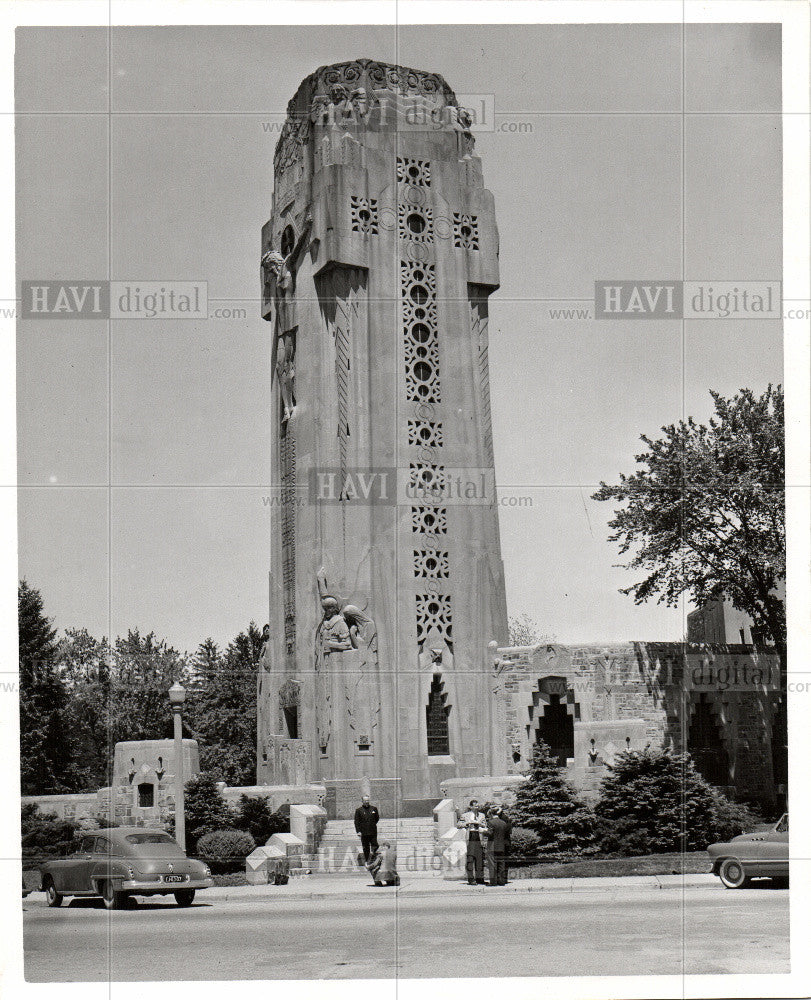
(257, 60, 509, 818)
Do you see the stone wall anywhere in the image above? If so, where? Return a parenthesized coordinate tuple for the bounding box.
(492, 641, 781, 807)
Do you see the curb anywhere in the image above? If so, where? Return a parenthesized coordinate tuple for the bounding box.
(204, 875, 715, 903)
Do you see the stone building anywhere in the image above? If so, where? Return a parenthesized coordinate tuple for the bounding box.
(257, 59, 508, 818)
(488, 641, 783, 809)
(256, 59, 786, 820)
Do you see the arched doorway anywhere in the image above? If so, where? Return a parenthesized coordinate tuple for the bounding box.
(688, 694, 730, 786)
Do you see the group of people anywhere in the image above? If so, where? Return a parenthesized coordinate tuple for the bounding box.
(353, 794, 512, 888)
(457, 798, 512, 886)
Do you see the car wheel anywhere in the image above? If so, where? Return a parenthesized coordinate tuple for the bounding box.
(44, 879, 63, 908)
(101, 880, 126, 910)
(174, 889, 195, 907)
(719, 858, 749, 889)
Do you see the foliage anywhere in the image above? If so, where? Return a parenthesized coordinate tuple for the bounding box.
(233, 795, 289, 844)
(55, 628, 112, 789)
(18, 581, 77, 794)
(185, 626, 262, 786)
(107, 629, 189, 746)
(595, 748, 747, 855)
(592, 386, 785, 650)
(196, 828, 256, 873)
(507, 826, 541, 864)
(512, 741, 598, 858)
(21, 803, 77, 864)
(183, 772, 234, 852)
(508, 613, 554, 647)
(18, 584, 268, 797)
(708, 789, 761, 842)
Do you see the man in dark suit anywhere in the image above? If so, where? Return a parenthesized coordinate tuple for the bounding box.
(486, 807, 511, 886)
(354, 794, 380, 863)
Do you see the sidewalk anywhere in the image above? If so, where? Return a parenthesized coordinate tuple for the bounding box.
(206, 871, 716, 902)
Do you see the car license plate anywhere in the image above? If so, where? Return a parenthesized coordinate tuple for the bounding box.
(163, 875, 184, 883)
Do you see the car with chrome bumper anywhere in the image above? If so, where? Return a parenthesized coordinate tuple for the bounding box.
(39, 827, 214, 909)
(707, 813, 788, 888)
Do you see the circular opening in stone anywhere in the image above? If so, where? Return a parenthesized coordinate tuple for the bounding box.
(461, 225, 471, 238)
(358, 209, 371, 223)
(412, 268, 424, 281)
(413, 361, 432, 382)
(416, 346, 428, 359)
(408, 164, 421, 179)
(419, 426, 432, 441)
(407, 213, 426, 235)
(410, 285, 429, 305)
(425, 557, 437, 572)
(413, 307, 426, 320)
(424, 512, 435, 528)
(411, 322, 430, 342)
(428, 601, 440, 615)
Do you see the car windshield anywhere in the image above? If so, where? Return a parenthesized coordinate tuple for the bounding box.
(125, 833, 178, 846)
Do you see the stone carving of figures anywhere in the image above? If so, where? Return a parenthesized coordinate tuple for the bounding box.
(261, 215, 313, 321)
(456, 106, 473, 131)
(329, 83, 350, 116)
(349, 87, 368, 119)
(317, 596, 353, 656)
(343, 605, 376, 651)
(276, 332, 296, 423)
(310, 93, 330, 122)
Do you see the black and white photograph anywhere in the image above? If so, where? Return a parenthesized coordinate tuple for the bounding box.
(2, 2, 809, 997)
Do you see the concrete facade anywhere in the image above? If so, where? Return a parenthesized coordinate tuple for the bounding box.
(257, 60, 509, 817)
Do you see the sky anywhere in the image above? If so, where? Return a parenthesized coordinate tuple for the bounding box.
(15, 23, 782, 653)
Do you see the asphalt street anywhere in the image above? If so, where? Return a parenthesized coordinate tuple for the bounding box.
(23, 883, 789, 981)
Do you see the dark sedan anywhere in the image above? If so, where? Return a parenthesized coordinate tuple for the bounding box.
(707, 813, 789, 888)
(39, 827, 213, 909)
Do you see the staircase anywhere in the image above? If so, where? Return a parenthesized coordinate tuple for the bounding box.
(302, 816, 441, 876)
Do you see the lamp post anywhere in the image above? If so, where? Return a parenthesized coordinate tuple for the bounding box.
(169, 682, 186, 850)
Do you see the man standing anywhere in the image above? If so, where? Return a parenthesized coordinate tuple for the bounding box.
(457, 799, 488, 885)
(486, 806, 511, 886)
(354, 794, 380, 864)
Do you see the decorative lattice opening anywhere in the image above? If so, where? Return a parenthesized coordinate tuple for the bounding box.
(351, 195, 379, 234)
(408, 419, 443, 449)
(398, 203, 433, 243)
(413, 549, 450, 579)
(411, 505, 448, 535)
(397, 156, 431, 187)
(401, 261, 440, 403)
(416, 594, 453, 651)
(453, 212, 479, 249)
(408, 462, 447, 501)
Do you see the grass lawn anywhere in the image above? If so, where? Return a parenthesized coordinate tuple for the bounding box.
(510, 851, 711, 879)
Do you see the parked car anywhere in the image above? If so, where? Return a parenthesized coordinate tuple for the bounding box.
(707, 813, 789, 888)
(39, 827, 214, 909)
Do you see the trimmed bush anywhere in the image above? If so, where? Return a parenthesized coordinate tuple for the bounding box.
(21, 804, 77, 865)
(233, 795, 289, 844)
(197, 828, 256, 873)
(184, 772, 234, 852)
(595, 749, 744, 855)
(508, 827, 541, 865)
(512, 741, 599, 859)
